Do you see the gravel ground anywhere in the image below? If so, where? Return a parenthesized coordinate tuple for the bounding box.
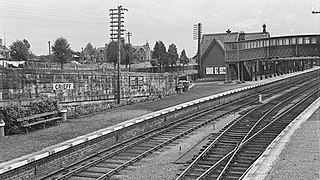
(113, 113, 241, 180)
(265, 108, 320, 180)
(0, 81, 255, 163)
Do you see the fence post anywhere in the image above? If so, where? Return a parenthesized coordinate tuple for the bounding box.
(60, 109, 68, 122)
(0, 119, 5, 137)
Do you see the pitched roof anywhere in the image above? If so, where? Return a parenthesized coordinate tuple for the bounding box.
(200, 31, 270, 58)
(244, 32, 270, 40)
(201, 39, 225, 61)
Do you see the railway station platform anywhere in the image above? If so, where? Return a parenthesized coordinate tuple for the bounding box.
(243, 97, 320, 180)
(0, 66, 319, 177)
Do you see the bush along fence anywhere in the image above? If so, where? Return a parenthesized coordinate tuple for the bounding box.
(0, 98, 59, 135)
(0, 68, 178, 126)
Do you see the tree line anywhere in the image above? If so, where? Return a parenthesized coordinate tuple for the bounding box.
(151, 41, 189, 73)
(7, 37, 189, 71)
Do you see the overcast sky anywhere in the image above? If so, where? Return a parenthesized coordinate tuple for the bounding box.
(1, 0, 320, 56)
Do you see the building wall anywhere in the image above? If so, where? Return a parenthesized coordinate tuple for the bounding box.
(201, 42, 226, 80)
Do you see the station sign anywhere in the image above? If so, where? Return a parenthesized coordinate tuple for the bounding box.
(53, 83, 74, 90)
(129, 76, 144, 86)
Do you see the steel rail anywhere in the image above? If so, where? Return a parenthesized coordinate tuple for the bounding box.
(198, 83, 319, 180)
(177, 77, 319, 180)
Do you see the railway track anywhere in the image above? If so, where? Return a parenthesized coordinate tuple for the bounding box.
(40, 75, 318, 180)
(176, 77, 319, 180)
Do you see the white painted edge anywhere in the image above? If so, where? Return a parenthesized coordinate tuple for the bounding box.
(33, 152, 50, 161)
(101, 129, 112, 135)
(124, 122, 134, 127)
(53, 145, 70, 153)
(113, 126, 123, 131)
(9, 160, 28, 170)
(87, 134, 100, 140)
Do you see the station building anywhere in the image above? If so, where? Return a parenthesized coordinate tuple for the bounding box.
(199, 24, 270, 80)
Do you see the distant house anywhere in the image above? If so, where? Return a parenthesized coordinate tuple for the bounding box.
(132, 42, 151, 62)
(0, 38, 10, 61)
(200, 24, 270, 80)
(96, 47, 107, 62)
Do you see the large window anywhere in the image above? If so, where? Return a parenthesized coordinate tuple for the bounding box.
(298, 37, 303, 44)
(311, 37, 317, 44)
(291, 38, 296, 44)
(206, 67, 214, 74)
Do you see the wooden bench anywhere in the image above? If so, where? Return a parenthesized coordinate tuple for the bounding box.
(17, 111, 62, 133)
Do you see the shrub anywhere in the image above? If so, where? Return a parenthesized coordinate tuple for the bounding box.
(0, 98, 59, 135)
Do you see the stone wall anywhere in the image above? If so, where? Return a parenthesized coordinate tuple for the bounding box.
(0, 68, 177, 115)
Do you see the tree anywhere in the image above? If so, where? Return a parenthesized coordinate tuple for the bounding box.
(106, 41, 129, 68)
(106, 41, 118, 68)
(84, 42, 96, 61)
(150, 59, 158, 73)
(152, 41, 167, 73)
(167, 43, 179, 72)
(9, 39, 31, 61)
(180, 49, 189, 73)
(52, 37, 72, 69)
(122, 43, 132, 68)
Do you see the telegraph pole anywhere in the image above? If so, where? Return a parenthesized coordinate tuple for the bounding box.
(110, 5, 127, 104)
(193, 23, 202, 78)
(48, 41, 51, 69)
(127, 32, 132, 72)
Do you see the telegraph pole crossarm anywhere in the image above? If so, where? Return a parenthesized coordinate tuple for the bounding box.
(110, 5, 128, 104)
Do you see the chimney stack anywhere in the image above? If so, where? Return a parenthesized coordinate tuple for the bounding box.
(262, 24, 266, 33)
(226, 29, 231, 33)
(238, 31, 246, 41)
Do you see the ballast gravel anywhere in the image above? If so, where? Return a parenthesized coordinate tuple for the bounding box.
(113, 113, 240, 180)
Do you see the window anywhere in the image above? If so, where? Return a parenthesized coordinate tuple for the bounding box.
(244, 42, 248, 49)
(298, 37, 303, 44)
(239, 43, 244, 49)
(277, 39, 283, 45)
(214, 67, 219, 74)
(311, 37, 317, 44)
(219, 67, 226, 74)
(304, 37, 310, 44)
(291, 38, 296, 44)
(232, 43, 237, 50)
(260, 41, 264, 47)
(255, 41, 259, 48)
(284, 39, 290, 45)
(206, 67, 214, 74)
(271, 39, 276, 46)
(264, 40, 269, 46)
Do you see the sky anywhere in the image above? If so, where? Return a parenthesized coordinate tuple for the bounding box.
(1, 0, 320, 56)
